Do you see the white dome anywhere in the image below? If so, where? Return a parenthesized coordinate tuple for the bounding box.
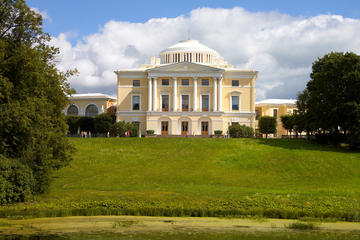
(160, 39, 219, 56)
(159, 39, 220, 65)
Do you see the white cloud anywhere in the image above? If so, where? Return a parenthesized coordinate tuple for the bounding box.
(30, 7, 51, 21)
(50, 7, 360, 99)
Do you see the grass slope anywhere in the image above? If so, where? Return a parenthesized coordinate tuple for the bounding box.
(1, 138, 360, 220)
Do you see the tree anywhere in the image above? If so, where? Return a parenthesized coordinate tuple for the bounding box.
(66, 116, 81, 135)
(0, 0, 74, 202)
(280, 115, 294, 135)
(258, 116, 277, 139)
(228, 124, 254, 138)
(94, 113, 116, 134)
(299, 52, 360, 147)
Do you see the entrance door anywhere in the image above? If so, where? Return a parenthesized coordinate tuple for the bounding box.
(201, 121, 209, 135)
(161, 121, 168, 135)
(181, 121, 188, 135)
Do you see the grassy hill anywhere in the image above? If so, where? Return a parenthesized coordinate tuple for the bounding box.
(1, 138, 360, 221)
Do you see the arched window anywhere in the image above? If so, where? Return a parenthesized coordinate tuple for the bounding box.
(67, 105, 78, 116)
(85, 104, 98, 117)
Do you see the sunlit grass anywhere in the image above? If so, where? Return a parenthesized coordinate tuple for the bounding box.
(1, 138, 360, 220)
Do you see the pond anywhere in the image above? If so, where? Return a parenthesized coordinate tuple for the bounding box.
(1, 231, 360, 240)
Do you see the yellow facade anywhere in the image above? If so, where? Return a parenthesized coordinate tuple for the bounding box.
(115, 40, 258, 136)
(255, 99, 297, 137)
(64, 93, 116, 117)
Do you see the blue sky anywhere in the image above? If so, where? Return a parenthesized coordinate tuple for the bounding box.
(27, 0, 360, 99)
(28, 0, 360, 44)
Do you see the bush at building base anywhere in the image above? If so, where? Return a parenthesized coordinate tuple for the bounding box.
(229, 124, 254, 138)
(109, 121, 139, 137)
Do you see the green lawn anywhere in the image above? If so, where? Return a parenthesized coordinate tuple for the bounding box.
(2, 138, 360, 220)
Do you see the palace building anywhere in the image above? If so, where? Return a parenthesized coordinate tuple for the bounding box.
(64, 93, 116, 117)
(255, 99, 297, 137)
(115, 39, 258, 136)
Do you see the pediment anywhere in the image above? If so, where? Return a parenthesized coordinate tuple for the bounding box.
(147, 62, 224, 73)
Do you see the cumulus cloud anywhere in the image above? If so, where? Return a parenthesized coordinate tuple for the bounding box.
(30, 7, 51, 21)
(50, 7, 360, 99)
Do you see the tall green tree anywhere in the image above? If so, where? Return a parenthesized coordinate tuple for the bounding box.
(258, 116, 277, 139)
(298, 52, 360, 147)
(0, 0, 74, 201)
(280, 114, 294, 135)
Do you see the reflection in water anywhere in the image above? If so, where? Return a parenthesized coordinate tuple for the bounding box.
(1, 232, 360, 240)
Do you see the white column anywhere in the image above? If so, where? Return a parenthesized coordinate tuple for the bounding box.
(148, 77, 152, 111)
(213, 77, 217, 112)
(153, 77, 157, 111)
(173, 77, 177, 111)
(218, 76, 223, 112)
(193, 77, 197, 111)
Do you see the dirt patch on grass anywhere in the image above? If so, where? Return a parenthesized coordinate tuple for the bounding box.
(1, 216, 360, 235)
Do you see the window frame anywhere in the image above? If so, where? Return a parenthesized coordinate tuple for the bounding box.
(85, 103, 99, 117)
(231, 95, 240, 111)
(200, 94, 210, 112)
(229, 93, 241, 112)
(67, 104, 79, 116)
(133, 80, 140, 87)
(160, 94, 170, 112)
(273, 109, 278, 118)
(181, 94, 190, 112)
(232, 80, 239, 87)
(201, 79, 209, 86)
(162, 79, 169, 86)
(131, 94, 141, 111)
(181, 79, 189, 86)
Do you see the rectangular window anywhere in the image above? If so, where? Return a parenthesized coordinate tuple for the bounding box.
(232, 80, 239, 86)
(133, 80, 140, 87)
(181, 79, 189, 86)
(201, 95, 209, 111)
(132, 95, 140, 110)
(162, 95, 169, 112)
(201, 79, 209, 86)
(162, 79, 169, 86)
(231, 96, 239, 110)
(182, 95, 189, 112)
(273, 109, 278, 118)
(255, 109, 259, 120)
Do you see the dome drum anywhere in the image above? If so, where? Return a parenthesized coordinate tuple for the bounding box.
(159, 39, 219, 65)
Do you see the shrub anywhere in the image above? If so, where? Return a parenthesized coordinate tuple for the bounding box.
(110, 121, 138, 137)
(258, 116, 277, 138)
(0, 156, 35, 205)
(214, 130, 223, 135)
(78, 117, 95, 133)
(146, 130, 155, 135)
(287, 222, 319, 230)
(229, 124, 254, 138)
(281, 115, 295, 135)
(65, 116, 81, 134)
(94, 113, 115, 134)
